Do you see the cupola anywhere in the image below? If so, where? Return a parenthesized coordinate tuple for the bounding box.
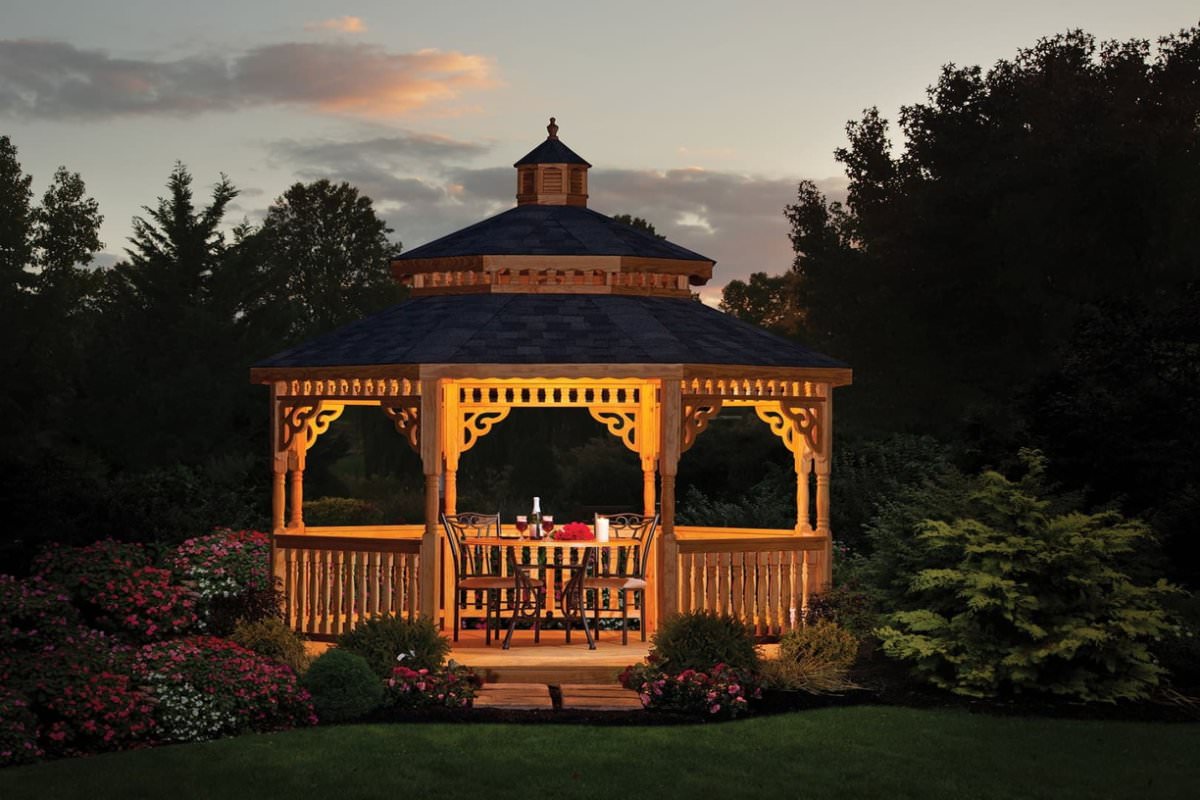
(514, 117, 591, 206)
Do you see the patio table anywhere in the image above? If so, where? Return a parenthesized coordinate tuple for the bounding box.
(462, 537, 632, 649)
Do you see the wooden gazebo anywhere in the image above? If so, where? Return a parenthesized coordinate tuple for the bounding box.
(251, 119, 852, 641)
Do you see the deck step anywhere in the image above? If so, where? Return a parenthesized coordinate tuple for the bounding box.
(474, 682, 643, 711)
(474, 683, 555, 710)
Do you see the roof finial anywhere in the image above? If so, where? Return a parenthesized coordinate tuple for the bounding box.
(547, 116, 559, 140)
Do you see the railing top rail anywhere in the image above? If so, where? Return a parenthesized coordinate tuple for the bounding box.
(275, 531, 423, 553)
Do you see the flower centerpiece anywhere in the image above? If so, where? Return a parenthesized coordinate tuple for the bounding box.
(555, 521, 594, 541)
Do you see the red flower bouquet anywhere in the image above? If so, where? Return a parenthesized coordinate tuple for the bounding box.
(556, 522, 594, 541)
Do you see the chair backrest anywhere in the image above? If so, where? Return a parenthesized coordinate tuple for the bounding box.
(441, 512, 501, 579)
(599, 513, 658, 578)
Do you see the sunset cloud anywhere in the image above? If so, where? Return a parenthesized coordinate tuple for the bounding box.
(0, 39, 496, 119)
(305, 16, 367, 34)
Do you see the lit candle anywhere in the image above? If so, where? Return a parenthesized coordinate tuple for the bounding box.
(595, 516, 610, 542)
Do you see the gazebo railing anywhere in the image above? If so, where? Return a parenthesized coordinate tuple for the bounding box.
(672, 527, 828, 635)
(274, 526, 424, 640)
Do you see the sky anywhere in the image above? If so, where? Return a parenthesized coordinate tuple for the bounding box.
(2, 1, 1196, 302)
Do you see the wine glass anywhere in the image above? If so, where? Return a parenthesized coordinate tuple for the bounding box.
(515, 515, 529, 537)
(541, 515, 555, 537)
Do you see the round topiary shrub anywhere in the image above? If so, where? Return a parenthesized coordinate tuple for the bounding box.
(230, 617, 310, 675)
(302, 649, 384, 724)
(336, 615, 450, 677)
(650, 611, 760, 672)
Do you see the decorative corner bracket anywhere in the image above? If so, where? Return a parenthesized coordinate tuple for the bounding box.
(382, 404, 421, 452)
(681, 401, 723, 453)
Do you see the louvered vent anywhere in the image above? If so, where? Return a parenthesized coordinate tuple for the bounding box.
(543, 168, 563, 193)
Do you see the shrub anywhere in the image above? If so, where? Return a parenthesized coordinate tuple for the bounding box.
(301, 649, 383, 723)
(805, 578, 878, 638)
(230, 617, 310, 675)
(0, 689, 42, 767)
(764, 622, 861, 694)
(33, 539, 151, 606)
(135, 636, 316, 742)
(650, 611, 760, 672)
(0, 574, 81, 650)
(779, 622, 859, 670)
(619, 661, 762, 718)
(0, 627, 154, 757)
(171, 529, 277, 634)
(302, 497, 385, 526)
(337, 615, 450, 677)
(384, 663, 481, 710)
(32, 540, 196, 641)
(875, 455, 1176, 702)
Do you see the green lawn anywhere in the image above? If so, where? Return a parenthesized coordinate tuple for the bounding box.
(2, 707, 1196, 800)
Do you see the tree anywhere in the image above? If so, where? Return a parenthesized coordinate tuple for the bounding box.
(612, 214, 666, 239)
(82, 163, 251, 469)
(0, 135, 33, 296)
(719, 271, 802, 336)
(254, 180, 402, 343)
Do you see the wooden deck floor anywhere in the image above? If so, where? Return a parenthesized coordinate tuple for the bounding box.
(449, 628, 650, 684)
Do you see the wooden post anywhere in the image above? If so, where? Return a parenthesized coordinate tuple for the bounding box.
(796, 448, 812, 533)
(657, 378, 682, 624)
(443, 381, 459, 516)
(639, 384, 657, 516)
(270, 383, 287, 534)
(419, 378, 443, 623)
(815, 383, 833, 587)
(288, 440, 305, 531)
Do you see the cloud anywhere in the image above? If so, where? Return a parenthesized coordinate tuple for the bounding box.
(305, 16, 367, 34)
(0, 39, 496, 119)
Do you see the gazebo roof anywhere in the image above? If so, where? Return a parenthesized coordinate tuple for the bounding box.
(253, 294, 847, 370)
(514, 137, 591, 168)
(395, 204, 711, 264)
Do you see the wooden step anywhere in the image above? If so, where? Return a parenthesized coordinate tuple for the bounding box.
(559, 684, 644, 711)
(474, 683, 554, 710)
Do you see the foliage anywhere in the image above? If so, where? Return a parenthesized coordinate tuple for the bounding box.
(650, 611, 760, 672)
(611, 214, 665, 239)
(230, 617, 310, 675)
(254, 179, 403, 343)
(779, 622, 860, 671)
(384, 663, 481, 710)
(875, 458, 1176, 701)
(33, 541, 197, 641)
(171, 528, 276, 634)
(804, 577, 878, 639)
(301, 649, 384, 723)
(719, 271, 803, 336)
(0, 625, 153, 758)
(0, 689, 41, 767)
(135, 636, 316, 742)
(619, 661, 762, 718)
(0, 574, 81, 649)
(302, 497, 386, 526)
(1155, 590, 1200, 689)
(677, 462, 795, 529)
(336, 615, 451, 677)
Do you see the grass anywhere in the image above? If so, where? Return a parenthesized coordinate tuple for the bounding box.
(2, 707, 1196, 800)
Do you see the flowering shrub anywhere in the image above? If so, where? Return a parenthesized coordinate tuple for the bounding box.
(620, 660, 763, 719)
(39, 669, 156, 757)
(0, 626, 153, 757)
(91, 565, 197, 642)
(135, 636, 316, 742)
(30, 540, 195, 642)
(33, 540, 150, 604)
(0, 689, 41, 767)
(171, 529, 277, 633)
(385, 663, 481, 709)
(555, 521, 594, 541)
(0, 575, 80, 649)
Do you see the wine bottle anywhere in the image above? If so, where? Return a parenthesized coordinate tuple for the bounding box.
(531, 496, 542, 540)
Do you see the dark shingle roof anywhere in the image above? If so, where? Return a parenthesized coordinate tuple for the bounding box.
(255, 294, 847, 369)
(396, 205, 712, 263)
(514, 138, 591, 167)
